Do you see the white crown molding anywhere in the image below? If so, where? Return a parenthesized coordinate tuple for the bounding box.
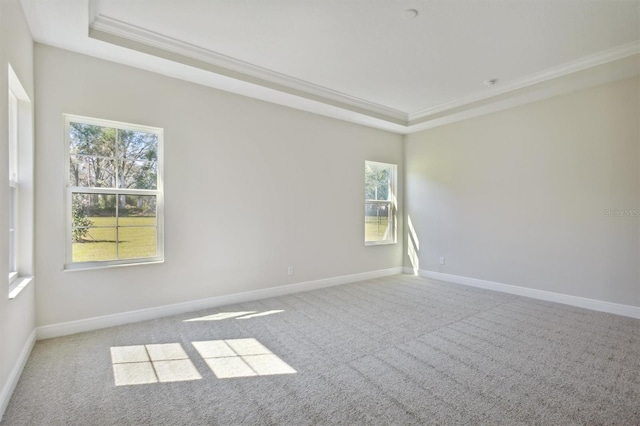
(405, 52, 640, 133)
(413, 269, 640, 320)
(89, 14, 408, 125)
(408, 41, 640, 123)
(36, 267, 404, 340)
(87, 12, 639, 134)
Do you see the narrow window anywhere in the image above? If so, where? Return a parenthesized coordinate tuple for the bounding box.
(65, 115, 164, 269)
(8, 90, 18, 283)
(365, 161, 397, 245)
(8, 64, 34, 298)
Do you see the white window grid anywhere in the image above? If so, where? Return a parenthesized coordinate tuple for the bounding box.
(365, 160, 397, 246)
(64, 115, 164, 270)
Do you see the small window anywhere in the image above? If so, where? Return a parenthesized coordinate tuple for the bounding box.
(365, 161, 397, 245)
(65, 115, 164, 269)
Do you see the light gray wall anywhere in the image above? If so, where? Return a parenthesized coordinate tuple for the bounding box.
(0, 0, 35, 418)
(34, 44, 404, 327)
(405, 76, 640, 306)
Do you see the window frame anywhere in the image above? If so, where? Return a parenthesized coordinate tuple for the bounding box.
(364, 160, 397, 246)
(64, 114, 165, 270)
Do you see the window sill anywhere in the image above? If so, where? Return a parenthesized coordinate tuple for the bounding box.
(64, 259, 164, 272)
(9, 276, 34, 300)
(365, 240, 396, 246)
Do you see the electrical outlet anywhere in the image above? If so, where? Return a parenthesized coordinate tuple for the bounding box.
(439, 257, 445, 265)
(288, 266, 294, 276)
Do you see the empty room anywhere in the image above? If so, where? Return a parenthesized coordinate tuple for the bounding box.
(1, 0, 639, 424)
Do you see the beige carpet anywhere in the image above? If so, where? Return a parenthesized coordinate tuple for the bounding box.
(2, 274, 640, 425)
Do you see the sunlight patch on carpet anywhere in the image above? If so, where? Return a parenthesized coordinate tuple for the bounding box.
(192, 338, 296, 379)
(184, 310, 284, 321)
(236, 310, 284, 319)
(110, 343, 202, 386)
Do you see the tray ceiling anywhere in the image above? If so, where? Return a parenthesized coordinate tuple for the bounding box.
(20, 0, 640, 133)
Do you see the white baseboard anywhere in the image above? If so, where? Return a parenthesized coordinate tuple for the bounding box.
(0, 329, 36, 422)
(36, 267, 404, 340)
(413, 269, 640, 319)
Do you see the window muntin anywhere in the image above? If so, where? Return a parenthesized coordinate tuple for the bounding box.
(65, 116, 163, 269)
(365, 161, 397, 245)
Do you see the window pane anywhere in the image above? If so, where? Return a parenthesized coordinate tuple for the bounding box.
(72, 193, 117, 230)
(69, 155, 116, 187)
(9, 91, 18, 181)
(118, 160, 157, 190)
(117, 130, 158, 161)
(9, 229, 16, 274)
(365, 164, 390, 201)
(9, 186, 17, 273)
(72, 227, 117, 262)
(118, 195, 157, 225)
(365, 202, 392, 242)
(69, 122, 116, 157)
(9, 186, 16, 230)
(118, 227, 157, 259)
(117, 129, 158, 189)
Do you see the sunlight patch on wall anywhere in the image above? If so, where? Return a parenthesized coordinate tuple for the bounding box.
(111, 343, 202, 386)
(407, 215, 420, 275)
(192, 338, 296, 379)
(407, 215, 419, 252)
(408, 235, 419, 275)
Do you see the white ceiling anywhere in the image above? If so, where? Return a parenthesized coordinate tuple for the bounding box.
(20, 0, 640, 134)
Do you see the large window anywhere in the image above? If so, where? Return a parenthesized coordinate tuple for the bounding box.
(8, 64, 34, 298)
(365, 161, 397, 245)
(65, 115, 164, 269)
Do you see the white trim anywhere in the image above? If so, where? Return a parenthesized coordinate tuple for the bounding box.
(8, 276, 33, 300)
(89, 14, 407, 124)
(406, 52, 640, 133)
(415, 269, 640, 320)
(408, 41, 640, 123)
(64, 113, 164, 134)
(36, 267, 403, 340)
(0, 329, 36, 422)
(7, 64, 29, 101)
(87, 13, 640, 134)
(364, 240, 396, 247)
